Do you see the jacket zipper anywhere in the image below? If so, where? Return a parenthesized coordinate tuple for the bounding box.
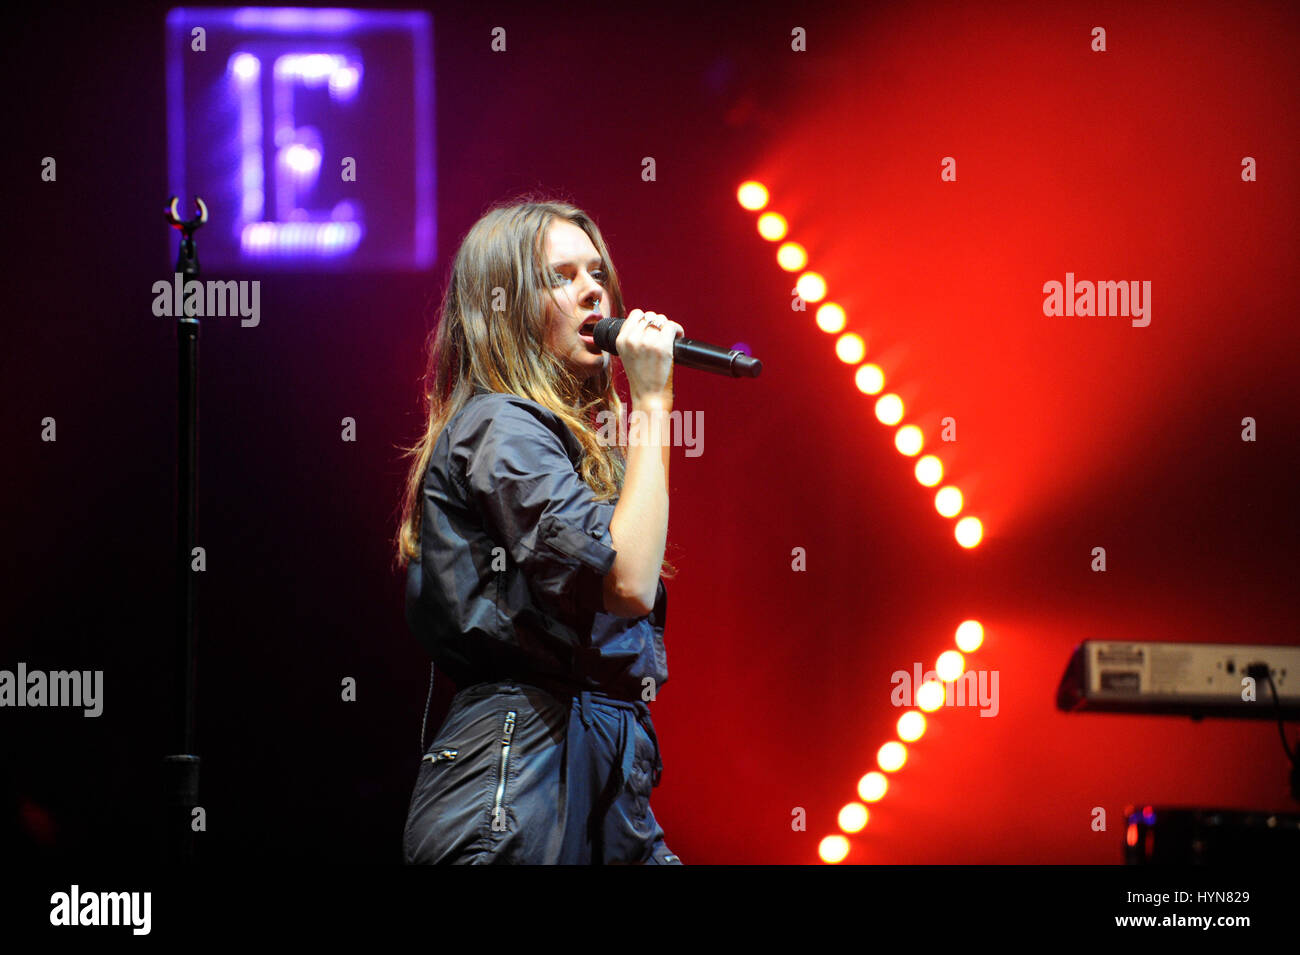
(492, 710, 517, 829)
(422, 748, 458, 764)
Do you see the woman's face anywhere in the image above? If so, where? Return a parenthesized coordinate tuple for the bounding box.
(540, 219, 611, 381)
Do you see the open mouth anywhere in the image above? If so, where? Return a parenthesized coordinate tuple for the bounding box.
(578, 317, 600, 347)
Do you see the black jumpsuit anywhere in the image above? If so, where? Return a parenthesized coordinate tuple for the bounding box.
(402, 387, 681, 864)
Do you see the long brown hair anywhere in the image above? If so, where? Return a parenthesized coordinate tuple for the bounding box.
(394, 197, 673, 578)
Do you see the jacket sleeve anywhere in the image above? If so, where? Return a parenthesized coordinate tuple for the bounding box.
(450, 397, 618, 626)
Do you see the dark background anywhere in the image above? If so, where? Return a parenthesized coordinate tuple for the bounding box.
(3, 0, 1297, 865)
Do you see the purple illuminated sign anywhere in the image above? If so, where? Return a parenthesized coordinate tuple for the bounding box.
(166, 8, 434, 270)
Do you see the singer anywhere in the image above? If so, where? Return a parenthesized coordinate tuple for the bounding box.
(394, 199, 685, 864)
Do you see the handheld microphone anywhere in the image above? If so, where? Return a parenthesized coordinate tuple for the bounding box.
(592, 317, 763, 378)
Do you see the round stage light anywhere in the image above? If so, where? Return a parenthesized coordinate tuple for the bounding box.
(895, 425, 923, 456)
(877, 741, 907, 772)
(819, 835, 850, 863)
(835, 332, 866, 364)
(857, 771, 888, 802)
(916, 680, 945, 711)
(815, 301, 845, 332)
(897, 711, 926, 742)
(757, 212, 787, 241)
(795, 271, 827, 302)
(935, 486, 963, 517)
(915, 455, 943, 486)
(737, 181, 768, 210)
(838, 802, 869, 833)
(778, 242, 807, 271)
(936, 650, 965, 681)
(875, 393, 904, 426)
(955, 620, 984, 652)
(855, 363, 885, 394)
(955, 516, 983, 548)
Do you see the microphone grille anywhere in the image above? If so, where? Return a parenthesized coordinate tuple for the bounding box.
(592, 316, 624, 353)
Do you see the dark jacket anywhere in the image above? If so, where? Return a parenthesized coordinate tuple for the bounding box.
(405, 389, 668, 701)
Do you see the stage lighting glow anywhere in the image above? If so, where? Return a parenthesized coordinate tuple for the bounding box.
(935, 486, 963, 517)
(936, 650, 965, 681)
(955, 516, 983, 548)
(955, 620, 984, 652)
(819, 835, 850, 863)
(875, 393, 903, 426)
(877, 741, 907, 772)
(282, 143, 321, 174)
(777, 242, 807, 271)
(329, 63, 363, 100)
(835, 333, 865, 364)
(854, 363, 884, 394)
(795, 271, 827, 302)
(915, 455, 942, 486)
(276, 51, 343, 81)
(897, 711, 926, 741)
(894, 425, 923, 456)
(241, 220, 363, 255)
(916, 680, 945, 711)
(732, 180, 1002, 865)
(232, 7, 363, 31)
(230, 52, 259, 80)
(737, 180, 769, 210)
(838, 802, 869, 833)
(815, 302, 845, 332)
(757, 212, 787, 241)
(857, 771, 888, 802)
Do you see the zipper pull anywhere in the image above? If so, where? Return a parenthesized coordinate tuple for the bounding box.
(502, 711, 517, 743)
(423, 748, 458, 764)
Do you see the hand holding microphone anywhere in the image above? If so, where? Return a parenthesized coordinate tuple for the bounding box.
(594, 312, 763, 381)
(612, 310, 684, 406)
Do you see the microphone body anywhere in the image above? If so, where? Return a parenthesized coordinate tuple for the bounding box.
(592, 317, 762, 378)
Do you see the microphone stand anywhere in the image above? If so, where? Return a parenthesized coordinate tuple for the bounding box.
(162, 196, 207, 864)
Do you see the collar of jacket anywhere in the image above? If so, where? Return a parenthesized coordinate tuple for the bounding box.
(465, 385, 586, 470)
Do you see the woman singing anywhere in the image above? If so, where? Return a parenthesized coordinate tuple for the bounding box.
(394, 199, 683, 864)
